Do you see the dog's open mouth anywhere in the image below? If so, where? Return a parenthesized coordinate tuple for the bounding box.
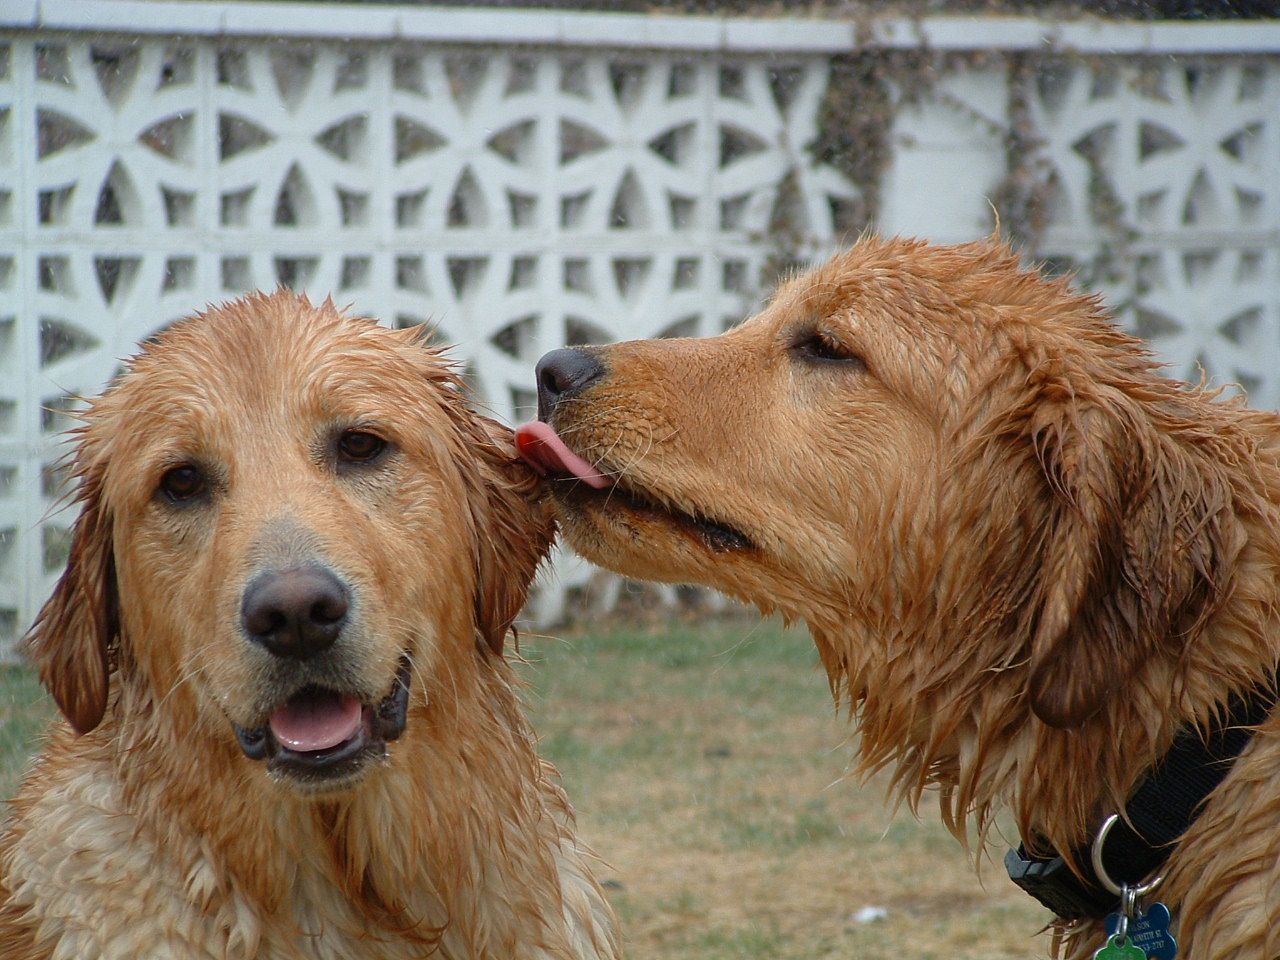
(515, 421, 753, 553)
(233, 657, 412, 784)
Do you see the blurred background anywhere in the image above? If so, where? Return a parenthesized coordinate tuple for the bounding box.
(1, 3, 1278, 957)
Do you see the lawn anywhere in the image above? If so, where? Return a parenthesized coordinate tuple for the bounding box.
(516, 617, 1051, 960)
(0, 666, 51, 798)
(0, 617, 1052, 958)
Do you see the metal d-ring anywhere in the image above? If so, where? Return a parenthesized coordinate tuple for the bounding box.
(1090, 813, 1167, 899)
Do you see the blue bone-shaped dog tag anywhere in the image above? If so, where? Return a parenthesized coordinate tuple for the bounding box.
(1104, 902, 1178, 960)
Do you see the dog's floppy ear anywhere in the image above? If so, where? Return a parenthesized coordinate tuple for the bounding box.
(463, 417, 555, 657)
(1021, 359, 1234, 728)
(24, 463, 117, 735)
(397, 324, 554, 656)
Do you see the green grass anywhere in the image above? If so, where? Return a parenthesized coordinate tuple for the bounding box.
(516, 618, 1052, 959)
(0, 667, 53, 798)
(0, 620, 1052, 958)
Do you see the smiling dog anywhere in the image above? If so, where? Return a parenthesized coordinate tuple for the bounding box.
(1, 291, 620, 960)
(518, 237, 1280, 958)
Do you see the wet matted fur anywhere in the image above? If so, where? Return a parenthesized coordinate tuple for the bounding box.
(519, 237, 1280, 958)
(0, 291, 620, 960)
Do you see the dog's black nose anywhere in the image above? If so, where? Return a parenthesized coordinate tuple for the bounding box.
(242, 566, 349, 659)
(535, 348, 605, 420)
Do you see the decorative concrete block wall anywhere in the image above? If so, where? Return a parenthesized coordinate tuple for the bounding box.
(1, 3, 1278, 648)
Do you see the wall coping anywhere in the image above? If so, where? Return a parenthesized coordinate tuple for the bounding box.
(3, 1, 1280, 55)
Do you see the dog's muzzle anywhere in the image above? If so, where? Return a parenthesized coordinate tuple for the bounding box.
(233, 565, 413, 785)
(233, 657, 412, 783)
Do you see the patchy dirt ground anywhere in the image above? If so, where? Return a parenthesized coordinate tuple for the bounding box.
(518, 617, 1052, 960)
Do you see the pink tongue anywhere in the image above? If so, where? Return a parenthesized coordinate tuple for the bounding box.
(514, 421, 610, 489)
(269, 692, 362, 752)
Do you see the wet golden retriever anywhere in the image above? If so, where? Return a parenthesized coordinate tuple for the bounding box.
(1, 291, 620, 960)
(517, 237, 1280, 959)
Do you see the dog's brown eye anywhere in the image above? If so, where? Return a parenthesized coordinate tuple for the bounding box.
(159, 464, 207, 503)
(336, 430, 387, 464)
(793, 331, 864, 367)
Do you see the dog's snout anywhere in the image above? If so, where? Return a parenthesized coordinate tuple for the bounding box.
(241, 566, 349, 659)
(535, 348, 605, 420)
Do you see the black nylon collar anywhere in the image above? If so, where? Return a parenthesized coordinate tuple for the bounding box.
(1006, 679, 1276, 921)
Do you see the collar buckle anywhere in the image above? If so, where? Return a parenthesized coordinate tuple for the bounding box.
(1004, 843, 1116, 921)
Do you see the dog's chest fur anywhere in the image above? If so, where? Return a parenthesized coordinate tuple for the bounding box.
(3, 756, 596, 960)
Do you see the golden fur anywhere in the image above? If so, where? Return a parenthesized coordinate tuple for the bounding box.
(0, 291, 620, 960)
(523, 237, 1280, 958)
